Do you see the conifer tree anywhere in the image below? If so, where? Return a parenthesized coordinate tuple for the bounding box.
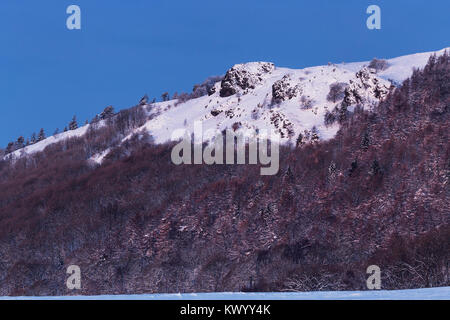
(100, 106, 115, 120)
(38, 128, 46, 141)
(361, 131, 370, 151)
(5, 142, 14, 154)
(161, 92, 169, 102)
(69, 116, 78, 130)
(30, 132, 37, 144)
(16, 136, 25, 148)
(327, 161, 337, 182)
(296, 133, 304, 147)
(310, 126, 320, 143)
(370, 160, 381, 176)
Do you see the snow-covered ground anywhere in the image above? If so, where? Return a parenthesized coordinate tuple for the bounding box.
(123, 47, 449, 147)
(4, 120, 106, 161)
(342, 47, 449, 84)
(1, 287, 449, 300)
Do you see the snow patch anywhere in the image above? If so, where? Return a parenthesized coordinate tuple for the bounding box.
(5, 125, 90, 160)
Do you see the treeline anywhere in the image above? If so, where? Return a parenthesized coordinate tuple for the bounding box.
(3, 74, 224, 156)
(4, 114, 82, 155)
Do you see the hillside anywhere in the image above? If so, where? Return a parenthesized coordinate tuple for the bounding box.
(4, 48, 448, 161)
(0, 50, 448, 296)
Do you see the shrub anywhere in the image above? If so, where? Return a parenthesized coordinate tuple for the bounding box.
(327, 82, 347, 103)
(368, 58, 389, 72)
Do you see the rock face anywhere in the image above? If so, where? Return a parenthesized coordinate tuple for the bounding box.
(220, 62, 275, 97)
(344, 67, 390, 106)
(268, 109, 295, 138)
(272, 74, 302, 102)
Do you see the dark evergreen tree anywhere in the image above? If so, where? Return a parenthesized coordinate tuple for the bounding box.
(296, 133, 304, 147)
(69, 116, 78, 130)
(284, 165, 295, 183)
(5, 142, 14, 154)
(328, 161, 337, 182)
(370, 160, 381, 176)
(30, 132, 37, 144)
(338, 104, 349, 123)
(348, 159, 358, 176)
(310, 126, 320, 143)
(324, 110, 336, 126)
(161, 92, 169, 102)
(139, 95, 149, 106)
(16, 136, 25, 149)
(38, 128, 46, 141)
(100, 106, 115, 120)
(361, 131, 370, 151)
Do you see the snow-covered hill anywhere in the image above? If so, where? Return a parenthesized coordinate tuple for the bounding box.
(5, 47, 448, 162)
(137, 62, 388, 144)
(135, 47, 448, 146)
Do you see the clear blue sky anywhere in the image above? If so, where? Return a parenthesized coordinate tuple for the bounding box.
(0, 0, 449, 146)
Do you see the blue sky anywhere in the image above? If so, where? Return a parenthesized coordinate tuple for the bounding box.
(0, 0, 449, 146)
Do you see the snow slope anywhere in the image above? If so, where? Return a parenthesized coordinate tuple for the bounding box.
(5, 47, 448, 162)
(6, 125, 90, 160)
(4, 120, 107, 161)
(123, 47, 449, 149)
(133, 62, 387, 145)
(1, 286, 449, 300)
(342, 47, 449, 84)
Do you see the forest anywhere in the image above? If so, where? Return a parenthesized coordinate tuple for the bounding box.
(0, 53, 448, 295)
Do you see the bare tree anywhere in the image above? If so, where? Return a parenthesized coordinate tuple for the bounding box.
(327, 82, 347, 103)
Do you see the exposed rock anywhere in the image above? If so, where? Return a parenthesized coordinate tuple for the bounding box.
(220, 62, 275, 97)
(210, 109, 222, 117)
(269, 110, 295, 138)
(344, 67, 390, 105)
(208, 86, 216, 96)
(272, 75, 302, 103)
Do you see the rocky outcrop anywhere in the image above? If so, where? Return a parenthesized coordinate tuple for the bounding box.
(272, 75, 302, 103)
(344, 67, 390, 105)
(220, 62, 275, 97)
